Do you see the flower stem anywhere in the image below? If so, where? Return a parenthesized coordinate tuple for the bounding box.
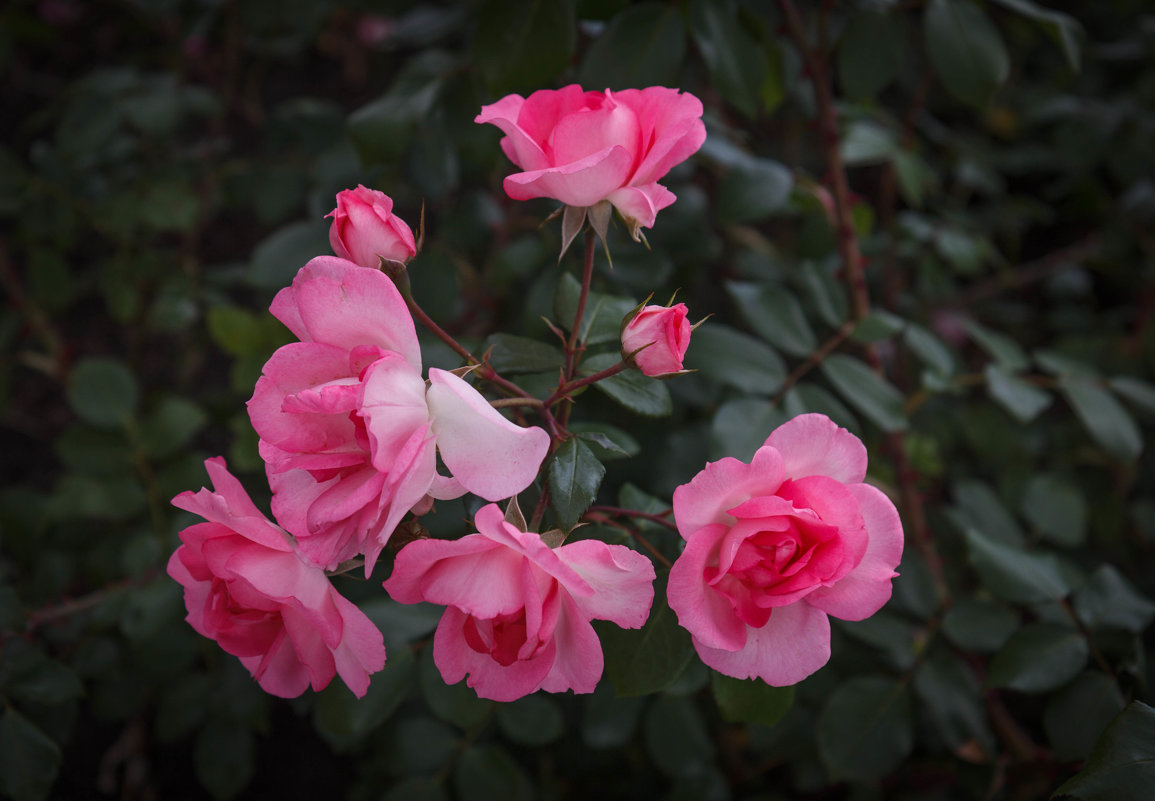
(563, 229, 597, 380)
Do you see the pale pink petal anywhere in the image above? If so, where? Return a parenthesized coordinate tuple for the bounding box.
(358, 353, 432, 468)
(171, 458, 293, 553)
(693, 603, 831, 686)
(432, 607, 556, 702)
(766, 413, 868, 484)
(288, 256, 421, 369)
(502, 146, 635, 208)
(538, 594, 604, 695)
(426, 369, 549, 502)
(555, 539, 655, 629)
(667, 523, 748, 652)
(605, 183, 675, 230)
(672, 446, 786, 538)
(548, 93, 640, 169)
(384, 533, 525, 615)
(805, 483, 903, 621)
(475, 93, 546, 171)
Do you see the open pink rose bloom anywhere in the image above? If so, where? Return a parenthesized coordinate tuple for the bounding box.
(668, 414, 904, 685)
(476, 85, 706, 233)
(384, 503, 656, 702)
(168, 458, 386, 698)
(248, 256, 550, 573)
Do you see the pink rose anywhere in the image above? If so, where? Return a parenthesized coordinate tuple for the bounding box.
(167, 458, 386, 698)
(475, 85, 706, 234)
(621, 303, 691, 376)
(384, 504, 656, 702)
(326, 185, 417, 270)
(668, 414, 903, 685)
(248, 256, 549, 572)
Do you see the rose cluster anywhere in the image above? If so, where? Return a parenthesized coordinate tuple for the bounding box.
(169, 84, 902, 704)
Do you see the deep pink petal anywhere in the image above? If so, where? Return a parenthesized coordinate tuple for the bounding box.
(805, 483, 903, 621)
(329, 590, 387, 698)
(766, 413, 868, 484)
(693, 603, 831, 686)
(432, 607, 555, 702)
(426, 369, 549, 502)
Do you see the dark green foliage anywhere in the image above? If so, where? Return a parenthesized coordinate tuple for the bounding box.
(2, 2, 1154, 800)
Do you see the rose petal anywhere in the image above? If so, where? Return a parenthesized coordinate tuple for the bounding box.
(692, 603, 832, 686)
(765, 412, 868, 484)
(426, 369, 549, 502)
(673, 446, 786, 538)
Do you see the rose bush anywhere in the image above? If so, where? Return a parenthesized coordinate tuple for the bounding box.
(621, 302, 691, 376)
(248, 256, 549, 572)
(168, 458, 386, 698)
(384, 503, 656, 702)
(326, 185, 417, 269)
(475, 84, 705, 236)
(667, 413, 904, 685)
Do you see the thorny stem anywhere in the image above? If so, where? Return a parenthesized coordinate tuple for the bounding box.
(586, 505, 679, 533)
(544, 359, 629, 408)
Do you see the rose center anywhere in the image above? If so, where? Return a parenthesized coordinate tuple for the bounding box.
(463, 610, 543, 667)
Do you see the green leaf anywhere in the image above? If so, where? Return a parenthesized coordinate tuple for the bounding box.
(965, 529, 1071, 604)
(140, 396, 208, 460)
(820, 354, 908, 432)
(194, 718, 254, 800)
(688, 0, 767, 117)
(384, 716, 458, 776)
(582, 681, 645, 749)
(548, 437, 605, 531)
(207, 306, 265, 357)
(711, 399, 787, 462)
(838, 10, 905, 99)
(1045, 672, 1127, 761)
(991, 0, 1082, 71)
(1073, 565, 1155, 633)
(473, 0, 574, 94)
(818, 676, 914, 782)
(1053, 701, 1155, 801)
(988, 623, 1088, 693)
(1021, 474, 1087, 547)
(717, 159, 794, 222)
(313, 648, 415, 753)
(942, 598, 1019, 652)
(484, 333, 565, 374)
(986, 364, 1053, 423)
(950, 478, 1026, 546)
(851, 310, 905, 344)
(711, 673, 794, 727)
(800, 261, 849, 327)
(1061, 375, 1143, 461)
(782, 384, 862, 437)
(0, 709, 61, 801)
(553, 272, 636, 346)
(496, 694, 565, 746)
(248, 221, 331, 291)
(454, 745, 532, 801)
(913, 651, 995, 761)
(924, 0, 1010, 107)
(1109, 376, 1155, 417)
(600, 573, 694, 696)
(67, 357, 139, 428)
(964, 319, 1029, 370)
(579, 3, 686, 89)
(643, 694, 715, 780)
(840, 121, 899, 166)
(685, 324, 786, 396)
(726, 282, 817, 357)
(584, 352, 672, 417)
(904, 323, 956, 377)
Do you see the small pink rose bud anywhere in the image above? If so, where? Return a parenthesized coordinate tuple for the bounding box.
(621, 303, 691, 377)
(326, 186, 417, 270)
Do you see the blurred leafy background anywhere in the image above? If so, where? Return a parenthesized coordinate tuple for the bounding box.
(2, 0, 1155, 799)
